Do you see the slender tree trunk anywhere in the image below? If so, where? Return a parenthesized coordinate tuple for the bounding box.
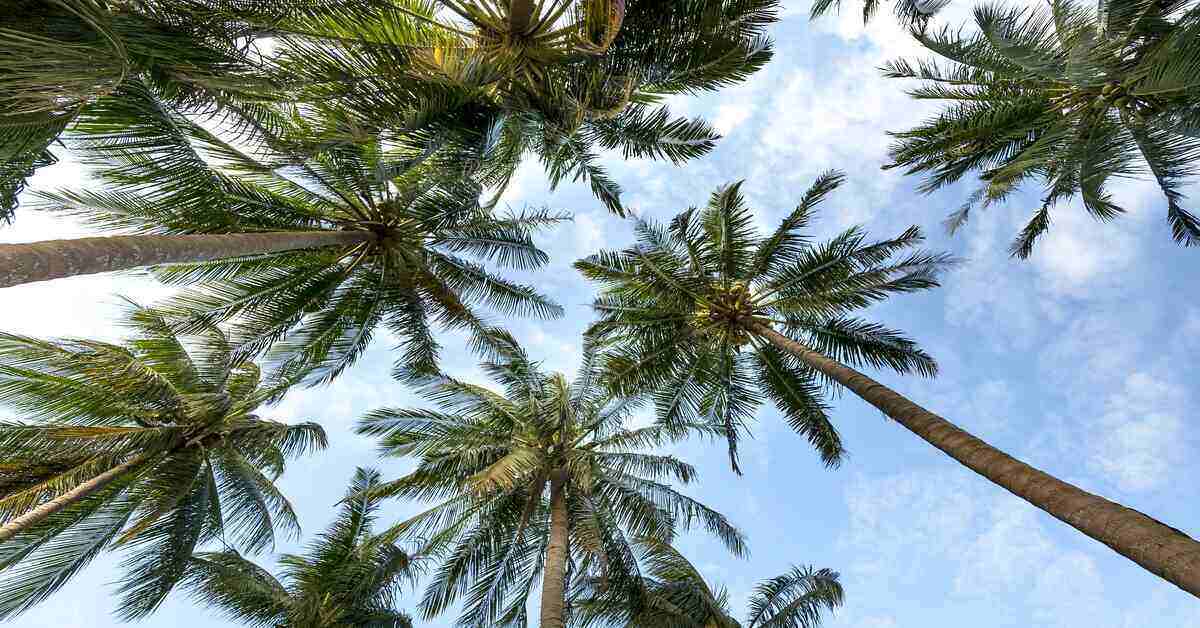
(509, 0, 535, 34)
(0, 230, 373, 289)
(539, 467, 570, 628)
(749, 321, 1200, 598)
(0, 453, 148, 542)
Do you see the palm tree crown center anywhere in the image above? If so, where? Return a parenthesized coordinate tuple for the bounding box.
(692, 281, 759, 346)
(363, 219, 426, 252)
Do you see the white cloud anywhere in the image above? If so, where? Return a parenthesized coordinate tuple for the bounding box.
(943, 210, 1057, 346)
(713, 103, 753, 136)
(927, 378, 1017, 437)
(1037, 307, 1151, 389)
(1, 153, 177, 341)
(944, 202, 1144, 351)
(842, 470, 979, 577)
(756, 63, 905, 171)
(1028, 201, 1141, 296)
(1181, 308, 1200, 348)
(0, 213, 175, 341)
(840, 467, 1174, 625)
(1030, 552, 1109, 628)
(855, 617, 899, 628)
(1085, 372, 1187, 493)
(495, 160, 544, 207)
(573, 212, 606, 255)
(953, 500, 1055, 594)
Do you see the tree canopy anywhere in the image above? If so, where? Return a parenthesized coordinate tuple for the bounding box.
(0, 304, 325, 619)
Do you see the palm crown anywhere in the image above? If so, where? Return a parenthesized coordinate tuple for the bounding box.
(0, 304, 326, 620)
(0, 0, 310, 220)
(181, 467, 417, 628)
(572, 537, 843, 628)
(885, 0, 1200, 256)
(355, 333, 746, 626)
(36, 95, 564, 383)
(575, 173, 953, 473)
(277, 0, 779, 214)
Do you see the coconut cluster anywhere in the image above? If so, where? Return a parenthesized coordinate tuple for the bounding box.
(690, 281, 756, 346)
(1050, 81, 1164, 122)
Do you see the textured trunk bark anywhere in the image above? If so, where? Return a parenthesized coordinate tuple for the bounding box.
(509, 0, 536, 34)
(0, 453, 148, 542)
(750, 321, 1200, 598)
(539, 467, 570, 628)
(0, 230, 373, 288)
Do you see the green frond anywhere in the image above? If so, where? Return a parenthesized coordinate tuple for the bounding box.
(743, 565, 843, 628)
(751, 170, 844, 280)
(0, 307, 321, 620)
(751, 344, 842, 467)
(359, 335, 743, 624)
(0, 478, 138, 620)
(184, 467, 417, 627)
(181, 552, 290, 628)
(578, 176, 947, 474)
(810, 0, 948, 27)
(887, 0, 1200, 253)
(573, 537, 841, 628)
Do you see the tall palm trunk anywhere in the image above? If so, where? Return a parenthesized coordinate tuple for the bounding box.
(0, 452, 148, 542)
(0, 230, 374, 289)
(539, 466, 570, 628)
(509, 0, 536, 35)
(749, 321, 1200, 598)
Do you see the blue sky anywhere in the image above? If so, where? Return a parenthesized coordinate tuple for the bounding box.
(3, 1, 1200, 626)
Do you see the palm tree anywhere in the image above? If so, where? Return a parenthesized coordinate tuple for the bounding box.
(181, 467, 416, 628)
(277, 0, 779, 214)
(884, 0, 1200, 257)
(572, 538, 843, 628)
(0, 304, 326, 620)
(0, 0, 307, 221)
(8, 98, 562, 381)
(575, 172, 1200, 599)
(355, 332, 746, 627)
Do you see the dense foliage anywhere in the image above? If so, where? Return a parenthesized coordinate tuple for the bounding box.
(35, 97, 564, 383)
(572, 537, 843, 628)
(357, 333, 745, 626)
(576, 173, 951, 471)
(3, 0, 1200, 623)
(886, 0, 1200, 255)
(182, 468, 416, 628)
(0, 305, 325, 619)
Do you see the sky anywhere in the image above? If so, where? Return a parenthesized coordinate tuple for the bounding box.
(3, 1, 1200, 626)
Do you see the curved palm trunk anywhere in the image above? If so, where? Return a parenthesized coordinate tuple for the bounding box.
(0, 453, 148, 542)
(0, 230, 373, 289)
(539, 467, 570, 628)
(749, 321, 1200, 598)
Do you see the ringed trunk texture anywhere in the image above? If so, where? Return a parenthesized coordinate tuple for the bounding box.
(539, 467, 570, 628)
(750, 321, 1200, 598)
(0, 230, 373, 289)
(0, 453, 148, 542)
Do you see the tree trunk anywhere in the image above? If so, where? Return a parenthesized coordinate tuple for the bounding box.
(0, 453, 148, 542)
(539, 466, 570, 628)
(509, 0, 535, 34)
(749, 321, 1200, 598)
(0, 230, 373, 289)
